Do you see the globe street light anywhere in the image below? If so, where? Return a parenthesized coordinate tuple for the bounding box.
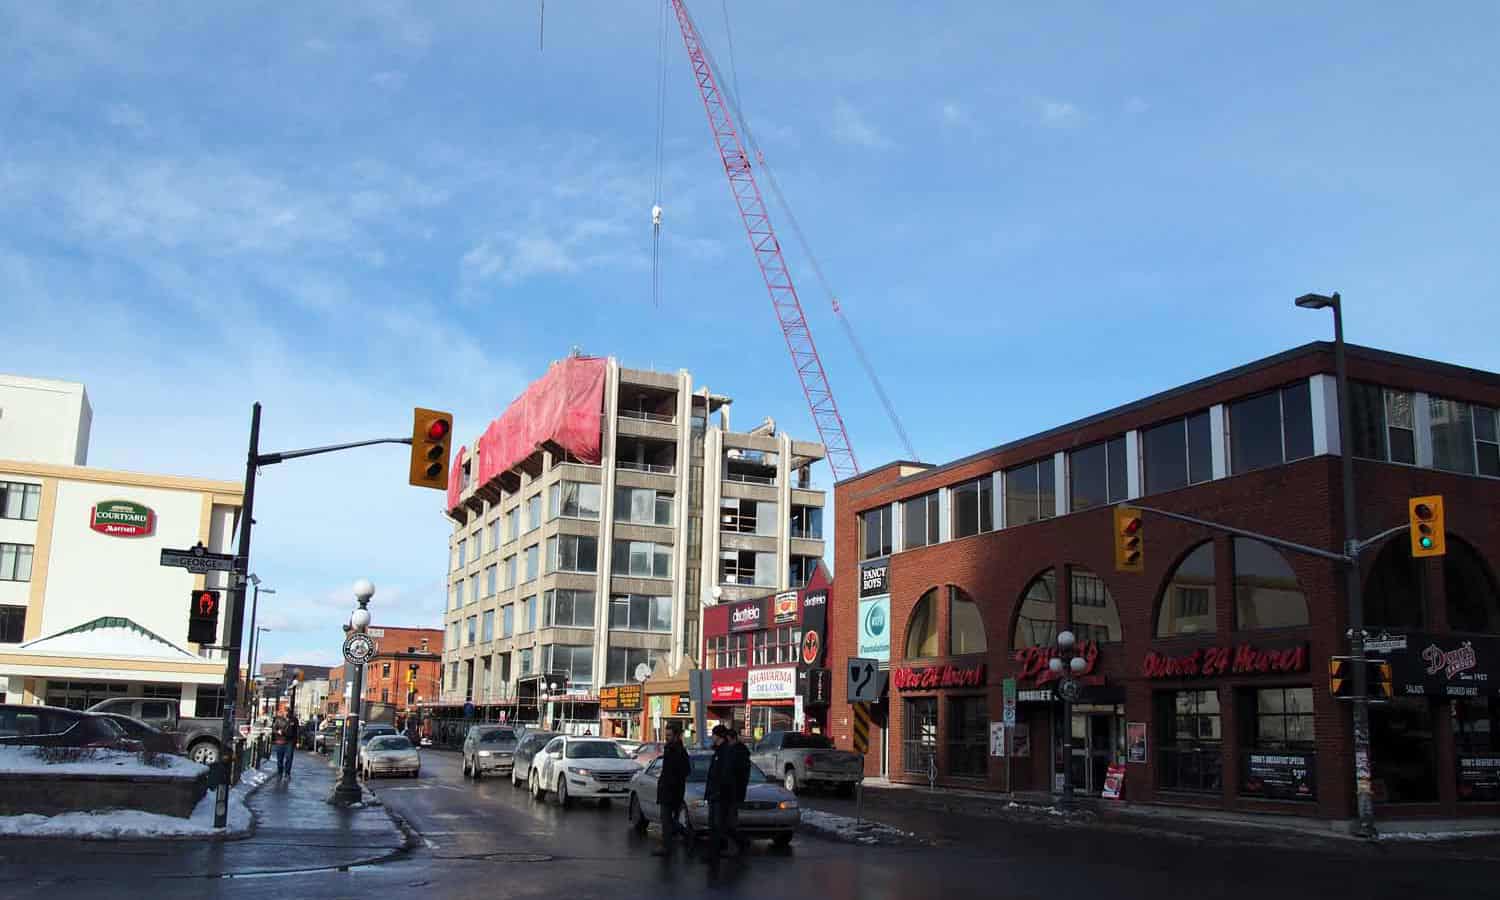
(1049, 630, 1088, 809)
(331, 579, 375, 806)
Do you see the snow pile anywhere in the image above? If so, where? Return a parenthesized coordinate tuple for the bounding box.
(799, 808, 920, 845)
(0, 766, 269, 840)
(0, 746, 207, 778)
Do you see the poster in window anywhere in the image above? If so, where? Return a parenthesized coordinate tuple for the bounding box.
(1009, 723, 1030, 758)
(1458, 755, 1500, 801)
(1126, 722, 1148, 764)
(1241, 752, 1316, 800)
(989, 722, 1007, 757)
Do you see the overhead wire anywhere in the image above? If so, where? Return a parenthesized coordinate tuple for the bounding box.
(651, 0, 670, 308)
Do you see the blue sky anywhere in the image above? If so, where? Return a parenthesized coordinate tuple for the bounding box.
(4, 2, 1497, 667)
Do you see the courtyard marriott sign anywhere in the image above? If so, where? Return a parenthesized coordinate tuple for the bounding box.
(89, 500, 156, 538)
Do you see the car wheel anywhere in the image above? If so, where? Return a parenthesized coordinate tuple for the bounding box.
(474, 762, 483, 781)
(784, 769, 798, 794)
(772, 832, 794, 848)
(530, 770, 543, 799)
(556, 776, 571, 808)
(462, 756, 471, 777)
(188, 741, 221, 766)
(629, 794, 648, 834)
(511, 767, 520, 788)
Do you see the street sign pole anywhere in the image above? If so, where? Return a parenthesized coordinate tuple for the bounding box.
(213, 402, 260, 829)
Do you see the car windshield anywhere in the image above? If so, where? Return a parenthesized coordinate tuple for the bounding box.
(565, 741, 625, 760)
(521, 734, 557, 752)
(781, 733, 834, 750)
(686, 754, 767, 783)
(369, 736, 412, 751)
(479, 730, 515, 744)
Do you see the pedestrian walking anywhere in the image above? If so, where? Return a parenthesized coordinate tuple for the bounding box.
(728, 727, 752, 854)
(702, 725, 736, 864)
(272, 713, 300, 779)
(651, 723, 691, 857)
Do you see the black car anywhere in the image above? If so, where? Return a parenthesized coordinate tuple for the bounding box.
(509, 730, 559, 788)
(92, 712, 180, 755)
(0, 704, 134, 749)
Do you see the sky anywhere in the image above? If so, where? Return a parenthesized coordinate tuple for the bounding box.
(3, 2, 1497, 668)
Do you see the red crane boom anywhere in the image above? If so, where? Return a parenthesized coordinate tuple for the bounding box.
(668, 0, 860, 481)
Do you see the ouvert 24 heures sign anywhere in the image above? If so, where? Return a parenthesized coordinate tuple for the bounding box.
(89, 500, 155, 538)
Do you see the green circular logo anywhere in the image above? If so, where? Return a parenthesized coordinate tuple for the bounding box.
(864, 603, 886, 637)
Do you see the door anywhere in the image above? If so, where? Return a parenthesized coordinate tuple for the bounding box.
(1087, 713, 1114, 794)
(639, 758, 663, 818)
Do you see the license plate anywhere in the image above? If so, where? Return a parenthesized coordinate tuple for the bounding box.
(601, 787, 625, 793)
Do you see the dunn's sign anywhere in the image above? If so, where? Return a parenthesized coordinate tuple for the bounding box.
(1143, 643, 1308, 679)
(90, 500, 155, 538)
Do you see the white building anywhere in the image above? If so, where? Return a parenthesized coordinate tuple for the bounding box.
(0, 374, 92, 466)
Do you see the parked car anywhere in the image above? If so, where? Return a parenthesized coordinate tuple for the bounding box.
(462, 725, 519, 780)
(615, 739, 642, 757)
(360, 734, 420, 778)
(358, 723, 399, 747)
(529, 736, 641, 807)
(629, 749, 799, 847)
(87, 697, 229, 765)
(314, 720, 341, 753)
(631, 742, 664, 766)
(509, 730, 559, 788)
(92, 712, 179, 755)
(0, 704, 136, 750)
(751, 730, 864, 794)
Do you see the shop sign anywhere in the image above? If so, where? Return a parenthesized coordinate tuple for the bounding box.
(857, 596, 890, 662)
(748, 666, 797, 700)
(1013, 642, 1100, 685)
(859, 558, 889, 598)
(773, 591, 800, 625)
(1017, 689, 1054, 703)
(711, 682, 745, 703)
(90, 499, 155, 537)
(803, 667, 832, 706)
(800, 588, 828, 669)
(599, 684, 643, 711)
(675, 695, 691, 716)
(1365, 632, 1498, 698)
(892, 663, 985, 691)
(1102, 764, 1125, 800)
(1458, 755, 1500, 801)
(1142, 643, 1308, 679)
(728, 597, 767, 632)
(1242, 752, 1316, 801)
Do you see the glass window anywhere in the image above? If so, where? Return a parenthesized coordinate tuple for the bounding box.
(1233, 539, 1309, 629)
(949, 587, 987, 655)
(544, 644, 593, 690)
(905, 588, 939, 659)
(1364, 539, 1425, 630)
(468, 575, 478, 605)
(0, 605, 25, 643)
(1013, 570, 1057, 648)
(481, 610, 495, 642)
(951, 477, 993, 538)
(719, 550, 774, 587)
(519, 596, 535, 632)
(466, 616, 477, 646)
(1156, 689, 1222, 793)
(489, 519, 501, 551)
(1445, 538, 1500, 634)
(546, 535, 598, 574)
(609, 594, 672, 632)
(1004, 457, 1056, 526)
(1430, 396, 1476, 474)
(720, 498, 776, 536)
(519, 647, 533, 676)
(503, 555, 516, 589)
(506, 508, 520, 541)
(902, 696, 938, 775)
(484, 564, 497, 597)
(526, 494, 543, 531)
(1370, 699, 1438, 803)
(789, 505, 824, 539)
(0, 544, 34, 582)
(1069, 435, 1128, 512)
(1230, 383, 1313, 474)
(1349, 381, 1388, 462)
(788, 555, 818, 588)
(947, 696, 988, 778)
(1158, 543, 1216, 637)
(903, 492, 939, 550)
(1143, 411, 1212, 494)
(550, 482, 602, 520)
(0, 483, 42, 521)
(456, 539, 467, 568)
(615, 486, 674, 526)
(1069, 567, 1121, 643)
(1246, 687, 1314, 750)
(613, 541, 672, 579)
(501, 605, 514, 638)
(544, 589, 596, 628)
(1475, 406, 1500, 477)
(860, 506, 893, 560)
(606, 647, 665, 684)
(453, 579, 465, 608)
(524, 544, 539, 581)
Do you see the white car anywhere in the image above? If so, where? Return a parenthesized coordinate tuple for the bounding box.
(528, 736, 640, 808)
(359, 734, 421, 778)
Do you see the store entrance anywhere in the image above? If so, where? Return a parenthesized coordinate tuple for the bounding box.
(1068, 705, 1123, 794)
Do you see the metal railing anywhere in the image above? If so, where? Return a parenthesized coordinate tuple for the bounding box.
(619, 409, 677, 424)
(617, 460, 676, 475)
(724, 471, 775, 485)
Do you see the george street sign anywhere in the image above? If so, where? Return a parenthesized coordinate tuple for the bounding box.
(160, 543, 240, 574)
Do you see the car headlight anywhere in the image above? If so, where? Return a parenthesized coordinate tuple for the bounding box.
(688, 799, 708, 809)
(567, 767, 592, 776)
(778, 800, 798, 810)
(478, 751, 492, 757)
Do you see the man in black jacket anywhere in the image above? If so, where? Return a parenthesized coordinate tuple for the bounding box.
(652, 724, 691, 857)
(702, 725, 735, 862)
(727, 727, 752, 852)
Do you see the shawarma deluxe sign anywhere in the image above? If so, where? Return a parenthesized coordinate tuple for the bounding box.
(90, 500, 156, 538)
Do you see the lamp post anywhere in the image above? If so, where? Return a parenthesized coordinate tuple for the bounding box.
(1296, 291, 1377, 838)
(331, 579, 375, 806)
(244, 576, 274, 705)
(1048, 629, 1089, 809)
(247, 624, 272, 710)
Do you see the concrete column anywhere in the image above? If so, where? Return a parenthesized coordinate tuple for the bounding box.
(891, 498, 904, 554)
(1414, 392, 1434, 468)
(1210, 404, 1229, 478)
(671, 370, 693, 672)
(595, 358, 622, 691)
(1124, 430, 1142, 499)
(1310, 374, 1340, 456)
(180, 682, 199, 718)
(777, 432, 792, 589)
(1052, 452, 1068, 517)
(701, 428, 724, 606)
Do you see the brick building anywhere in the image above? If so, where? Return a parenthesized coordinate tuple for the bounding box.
(359, 626, 443, 726)
(829, 341, 1500, 822)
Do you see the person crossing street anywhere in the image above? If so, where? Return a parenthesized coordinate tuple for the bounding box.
(702, 725, 737, 864)
(651, 723, 691, 858)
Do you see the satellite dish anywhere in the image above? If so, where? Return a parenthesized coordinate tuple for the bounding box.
(712, 586, 723, 601)
(634, 662, 653, 682)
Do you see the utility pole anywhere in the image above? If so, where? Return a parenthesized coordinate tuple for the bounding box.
(213, 403, 260, 829)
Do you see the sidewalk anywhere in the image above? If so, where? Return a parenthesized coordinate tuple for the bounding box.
(0, 749, 409, 890)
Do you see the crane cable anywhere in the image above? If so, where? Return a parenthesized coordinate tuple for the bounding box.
(650, 0, 670, 308)
(711, 2, 920, 462)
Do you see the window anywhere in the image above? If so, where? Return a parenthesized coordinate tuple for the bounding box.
(501, 605, 514, 638)
(519, 648, 533, 676)
(721, 498, 777, 536)
(520, 596, 536, 632)
(1246, 687, 1314, 750)
(1069, 567, 1121, 643)
(1453, 699, 1500, 801)
(905, 589, 939, 659)
(0, 606, 25, 643)
(473, 527, 484, 556)
(751, 626, 803, 665)
(468, 575, 478, 605)
(788, 555, 818, 588)
(1370, 699, 1438, 803)
(506, 508, 520, 542)
(1069, 435, 1128, 512)
(1444, 538, 1500, 634)
(1476, 405, 1500, 477)
(456, 538, 467, 569)
(448, 661, 459, 691)
(503, 555, 516, 589)
(1004, 457, 1056, 526)
(1429, 396, 1475, 474)
(1349, 382, 1417, 465)
(484, 564, 497, 598)
(902, 492, 939, 549)
(489, 519, 501, 551)
(448, 622, 458, 649)
(0, 482, 41, 521)
(610, 594, 672, 632)
(543, 644, 593, 689)
(951, 477, 993, 538)
(947, 696, 988, 778)
(524, 545, 539, 582)
(197, 687, 227, 719)
(1156, 689, 1222, 793)
(545, 534, 598, 574)
(549, 481, 602, 520)
(719, 549, 774, 587)
(859, 505, 893, 560)
(466, 616, 477, 646)
(1157, 543, 1217, 637)
(1364, 539, 1426, 630)
(544, 589, 596, 628)
(707, 632, 749, 668)
(1233, 539, 1309, 629)
(607, 647, 665, 684)
(613, 540, 672, 579)
(481, 610, 495, 642)
(0, 544, 34, 582)
(382, 662, 392, 677)
(949, 587, 987, 655)
(789, 505, 823, 539)
(453, 579, 466, 608)
(526, 494, 542, 531)
(1012, 570, 1057, 648)
(1142, 411, 1213, 494)
(498, 652, 512, 685)
(903, 697, 938, 775)
(1229, 382, 1313, 474)
(615, 486, 674, 526)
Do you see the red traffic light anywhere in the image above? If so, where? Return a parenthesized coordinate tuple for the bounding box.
(1413, 503, 1433, 520)
(1121, 517, 1142, 536)
(196, 591, 217, 616)
(426, 418, 451, 441)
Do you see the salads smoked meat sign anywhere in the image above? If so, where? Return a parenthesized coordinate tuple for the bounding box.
(1364, 632, 1499, 698)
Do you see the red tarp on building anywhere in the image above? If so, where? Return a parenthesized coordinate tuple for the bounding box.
(446, 444, 467, 512)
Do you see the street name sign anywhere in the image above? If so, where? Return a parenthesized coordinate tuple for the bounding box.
(160, 543, 239, 574)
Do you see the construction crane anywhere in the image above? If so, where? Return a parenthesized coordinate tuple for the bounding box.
(667, 0, 866, 481)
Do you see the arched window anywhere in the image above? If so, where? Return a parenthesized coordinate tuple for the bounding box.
(1364, 539, 1425, 630)
(906, 588, 940, 659)
(1069, 567, 1121, 643)
(1013, 570, 1057, 648)
(949, 587, 987, 655)
(1233, 538, 1309, 629)
(1157, 543, 1216, 637)
(1446, 538, 1500, 634)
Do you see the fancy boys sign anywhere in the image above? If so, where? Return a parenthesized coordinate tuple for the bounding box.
(90, 500, 155, 538)
(893, 663, 985, 691)
(1143, 643, 1308, 679)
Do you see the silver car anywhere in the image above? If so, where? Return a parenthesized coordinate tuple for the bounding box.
(628, 750, 799, 847)
(462, 725, 519, 779)
(360, 734, 420, 778)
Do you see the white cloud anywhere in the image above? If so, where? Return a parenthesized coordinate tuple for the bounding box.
(831, 99, 894, 150)
(1124, 96, 1149, 115)
(1039, 100, 1081, 128)
(104, 103, 150, 138)
(370, 70, 407, 89)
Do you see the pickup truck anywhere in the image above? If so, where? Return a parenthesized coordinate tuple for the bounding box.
(87, 697, 230, 765)
(750, 730, 864, 795)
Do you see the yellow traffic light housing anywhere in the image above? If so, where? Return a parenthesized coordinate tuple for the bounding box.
(1409, 495, 1446, 558)
(409, 408, 453, 490)
(1329, 657, 1351, 698)
(1114, 505, 1144, 572)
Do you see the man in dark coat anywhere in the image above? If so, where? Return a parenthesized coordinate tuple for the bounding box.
(652, 724, 691, 857)
(702, 725, 736, 862)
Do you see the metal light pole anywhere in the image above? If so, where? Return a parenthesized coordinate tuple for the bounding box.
(1297, 291, 1377, 838)
(1049, 630, 1088, 809)
(213, 403, 261, 829)
(244, 578, 275, 708)
(331, 579, 375, 805)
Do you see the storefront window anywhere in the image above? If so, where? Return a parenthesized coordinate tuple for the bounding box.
(949, 587, 987, 655)
(1013, 570, 1057, 648)
(1069, 567, 1121, 643)
(903, 697, 938, 775)
(1238, 686, 1317, 800)
(947, 696, 987, 778)
(1453, 698, 1500, 802)
(906, 589, 939, 659)
(749, 706, 793, 743)
(1370, 699, 1438, 803)
(1444, 538, 1500, 634)
(1364, 539, 1426, 630)
(1233, 539, 1309, 629)
(1156, 689, 1223, 793)
(1157, 543, 1216, 637)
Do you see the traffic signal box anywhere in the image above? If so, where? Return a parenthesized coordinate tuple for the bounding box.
(187, 589, 221, 645)
(1409, 495, 1446, 558)
(1114, 506, 1144, 572)
(409, 408, 453, 490)
(1329, 657, 1394, 700)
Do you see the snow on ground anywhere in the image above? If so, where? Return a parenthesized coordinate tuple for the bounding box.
(0, 746, 207, 777)
(0, 767, 269, 840)
(799, 808, 920, 845)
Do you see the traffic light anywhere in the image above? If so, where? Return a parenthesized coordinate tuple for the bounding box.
(408, 663, 419, 686)
(1409, 495, 1446, 558)
(1114, 505, 1144, 572)
(409, 408, 453, 490)
(1329, 657, 1394, 700)
(187, 589, 221, 645)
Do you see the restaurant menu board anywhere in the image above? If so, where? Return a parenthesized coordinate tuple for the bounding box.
(1126, 722, 1148, 764)
(1241, 752, 1316, 800)
(1458, 755, 1500, 802)
(1102, 765, 1125, 800)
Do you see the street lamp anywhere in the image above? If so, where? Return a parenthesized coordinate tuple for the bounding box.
(244, 577, 275, 708)
(1296, 290, 1377, 839)
(1048, 630, 1088, 809)
(250, 626, 272, 715)
(331, 578, 375, 806)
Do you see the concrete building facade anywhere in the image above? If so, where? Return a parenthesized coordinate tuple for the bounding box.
(0, 374, 92, 467)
